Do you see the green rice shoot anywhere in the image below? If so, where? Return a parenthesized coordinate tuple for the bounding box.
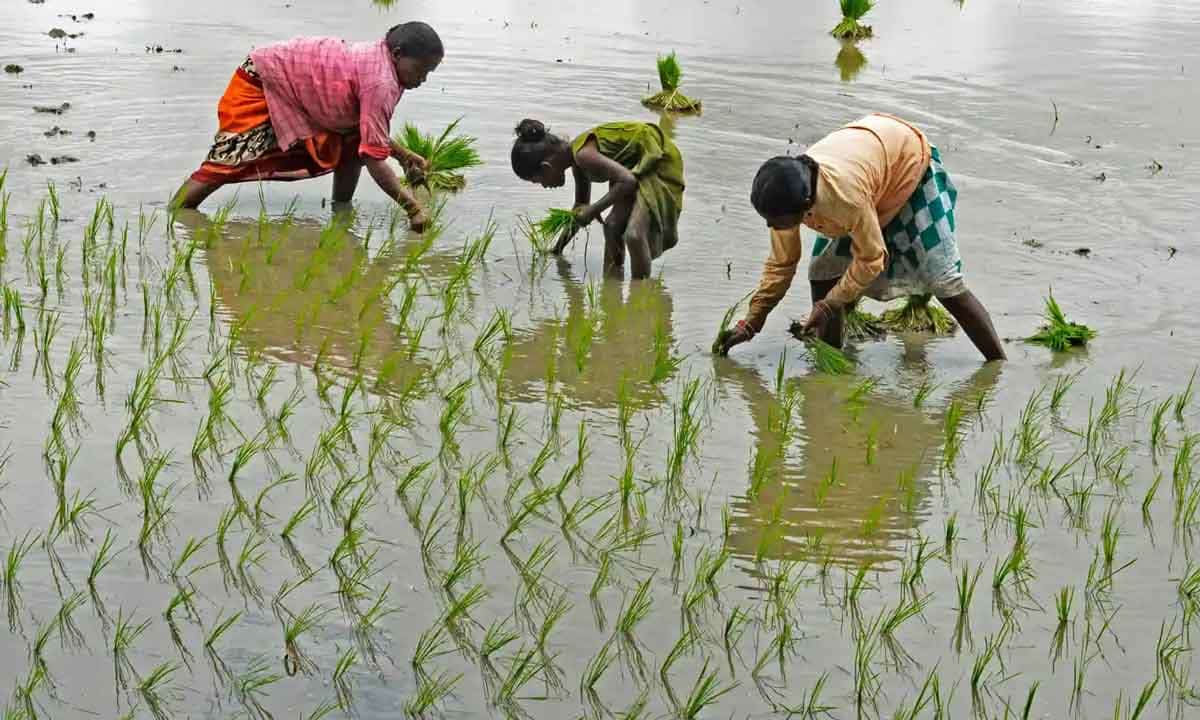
(880, 294, 957, 335)
(802, 335, 855, 375)
(831, 0, 875, 40)
(531, 208, 580, 254)
(393, 117, 482, 192)
(712, 290, 754, 355)
(642, 52, 702, 114)
(1025, 290, 1097, 352)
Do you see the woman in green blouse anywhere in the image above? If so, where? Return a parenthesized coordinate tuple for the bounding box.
(510, 118, 685, 279)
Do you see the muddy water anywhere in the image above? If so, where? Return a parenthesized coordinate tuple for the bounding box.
(2, 0, 1200, 718)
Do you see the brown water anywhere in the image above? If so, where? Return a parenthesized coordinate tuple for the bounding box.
(2, 0, 1200, 718)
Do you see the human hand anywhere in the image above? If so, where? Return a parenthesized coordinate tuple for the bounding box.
(573, 204, 602, 227)
(405, 158, 428, 188)
(800, 300, 834, 337)
(714, 320, 755, 356)
(407, 205, 430, 233)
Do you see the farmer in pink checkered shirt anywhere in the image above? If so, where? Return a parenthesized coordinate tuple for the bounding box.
(174, 22, 442, 232)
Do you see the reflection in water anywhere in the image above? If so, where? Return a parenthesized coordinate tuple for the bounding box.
(835, 40, 869, 82)
(181, 210, 454, 398)
(503, 260, 677, 410)
(721, 356, 1001, 566)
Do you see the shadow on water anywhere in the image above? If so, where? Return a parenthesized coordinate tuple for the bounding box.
(502, 259, 677, 412)
(834, 40, 869, 82)
(718, 342, 1003, 566)
(176, 208, 466, 399)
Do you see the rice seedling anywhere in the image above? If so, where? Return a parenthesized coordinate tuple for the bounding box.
(394, 118, 482, 191)
(1176, 367, 1196, 422)
(616, 574, 656, 638)
(282, 603, 331, 676)
(444, 583, 489, 629)
(880, 295, 956, 335)
(676, 657, 736, 719)
(404, 669, 462, 716)
(641, 52, 702, 114)
(138, 661, 180, 720)
(331, 646, 358, 711)
(411, 624, 453, 673)
(956, 562, 983, 615)
(481, 616, 521, 662)
(712, 290, 754, 355)
(799, 335, 854, 374)
(942, 399, 966, 470)
(649, 313, 682, 383)
(831, 0, 875, 39)
(56, 590, 87, 650)
(495, 644, 552, 706)
(1025, 290, 1096, 351)
(3, 530, 38, 630)
(236, 655, 283, 719)
(112, 608, 151, 690)
(442, 538, 487, 592)
(780, 671, 837, 718)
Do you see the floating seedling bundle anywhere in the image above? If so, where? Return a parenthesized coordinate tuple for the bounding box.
(1025, 290, 1096, 351)
(525, 208, 581, 255)
(831, 0, 875, 40)
(641, 52, 702, 114)
(880, 294, 957, 335)
(393, 118, 482, 192)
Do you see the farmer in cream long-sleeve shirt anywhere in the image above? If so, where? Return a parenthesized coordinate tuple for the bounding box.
(717, 113, 1005, 361)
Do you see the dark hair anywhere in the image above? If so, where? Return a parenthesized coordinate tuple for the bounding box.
(750, 155, 818, 218)
(386, 22, 443, 59)
(511, 119, 566, 180)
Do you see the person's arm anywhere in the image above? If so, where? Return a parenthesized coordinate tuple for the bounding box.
(366, 159, 427, 230)
(573, 138, 636, 225)
(745, 226, 804, 332)
(358, 83, 426, 227)
(572, 166, 592, 209)
(822, 210, 886, 309)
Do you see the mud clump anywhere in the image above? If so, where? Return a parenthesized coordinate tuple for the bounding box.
(27, 153, 80, 166)
(48, 28, 85, 40)
(44, 126, 72, 137)
(4, 64, 24, 74)
(33, 102, 71, 114)
(146, 45, 184, 54)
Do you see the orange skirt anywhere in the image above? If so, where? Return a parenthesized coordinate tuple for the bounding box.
(191, 62, 357, 185)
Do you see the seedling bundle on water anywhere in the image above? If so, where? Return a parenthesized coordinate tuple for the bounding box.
(880, 294, 957, 335)
(711, 291, 753, 355)
(831, 0, 875, 40)
(1025, 290, 1096, 351)
(393, 118, 482, 191)
(641, 52, 702, 114)
(521, 207, 580, 255)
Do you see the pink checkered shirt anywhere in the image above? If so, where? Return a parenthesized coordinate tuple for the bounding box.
(250, 37, 404, 160)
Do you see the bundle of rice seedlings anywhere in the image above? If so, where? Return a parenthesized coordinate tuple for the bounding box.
(1025, 291, 1096, 352)
(843, 302, 886, 341)
(880, 295, 957, 335)
(802, 335, 855, 375)
(830, 0, 875, 40)
(711, 290, 754, 355)
(536, 208, 581, 254)
(641, 52, 702, 114)
(393, 118, 482, 192)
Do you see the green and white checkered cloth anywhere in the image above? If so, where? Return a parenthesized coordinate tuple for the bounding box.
(809, 146, 966, 301)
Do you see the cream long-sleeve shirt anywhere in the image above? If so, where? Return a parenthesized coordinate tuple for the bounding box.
(745, 113, 931, 331)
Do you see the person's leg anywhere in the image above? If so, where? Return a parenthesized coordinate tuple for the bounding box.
(331, 152, 364, 211)
(809, 279, 846, 348)
(623, 203, 654, 280)
(939, 290, 1006, 361)
(172, 178, 222, 210)
(602, 183, 636, 277)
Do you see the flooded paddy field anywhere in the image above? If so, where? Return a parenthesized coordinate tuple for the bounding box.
(1, 0, 1200, 718)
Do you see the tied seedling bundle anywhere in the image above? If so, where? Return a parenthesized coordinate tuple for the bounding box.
(789, 317, 855, 375)
(880, 295, 957, 335)
(394, 118, 482, 192)
(521, 208, 581, 256)
(711, 291, 754, 355)
(844, 301, 885, 341)
(831, 0, 875, 40)
(1025, 290, 1096, 351)
(641, 52, 702, 114)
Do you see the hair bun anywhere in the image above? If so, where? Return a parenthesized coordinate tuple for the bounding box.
(515, 119, 547, 142)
